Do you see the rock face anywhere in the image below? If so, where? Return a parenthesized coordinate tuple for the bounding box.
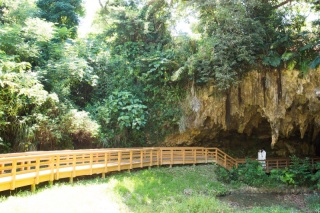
(164, 69, 320, 157)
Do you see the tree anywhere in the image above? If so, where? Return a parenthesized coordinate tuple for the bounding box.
(0, 60, 55, 152)
(39, 43, 98, 108)
(0, 17, 55, 66)
(36, 0, 84, 38)
(0, 0, 37, 25)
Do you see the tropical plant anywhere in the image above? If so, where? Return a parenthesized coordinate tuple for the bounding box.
(95, 91, 147, 147)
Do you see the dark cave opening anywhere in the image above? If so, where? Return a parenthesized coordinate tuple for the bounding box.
(194, 117, 319, 158)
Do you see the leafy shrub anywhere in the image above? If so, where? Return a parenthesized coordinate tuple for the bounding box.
(235, 158, 268, 186)
(288, 156, 313, 186)
(270, 156, 314, 187)
(215, 159, 269, 186)
(214, 166, 238, 184)
(62, 109, 100, 149)
(95, 91, 147, 147)
(272, 168, 295, 185)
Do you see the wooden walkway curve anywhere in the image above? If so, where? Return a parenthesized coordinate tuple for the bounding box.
(0, 147, 319, 192)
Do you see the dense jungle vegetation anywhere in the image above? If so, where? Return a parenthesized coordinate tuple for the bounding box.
(0, 0, 319, 153)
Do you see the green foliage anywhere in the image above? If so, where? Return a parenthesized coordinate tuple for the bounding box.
(175, 0, 267, 90)
(99, 0, 171, 48)
(61, 109, 100, 149)
(94, 91, 147, 147)
(0, 17, 55, 65)
(288, 156, 313, 186)
(99, 91, 147, 130)
(235, 158, 269, 187)
(0, 60, 53, 152)
(215, 159, 269, 187)
(214, 166, 238, 184)
(1, 0, 319, 152)
(174, 0, 320, 89)
(215, 157, 320, 189)
(40, 44, 98, 107)
(89, 0, 184, 145)
(0, 0, 37, 25)
(274, 169, 296, 185)
(311, 162, 320, 189)
(270, 156, 314, 186)
(36, 0, 84, 38)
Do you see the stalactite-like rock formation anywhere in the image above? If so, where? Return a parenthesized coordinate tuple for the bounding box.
(164, 69, 320, 157)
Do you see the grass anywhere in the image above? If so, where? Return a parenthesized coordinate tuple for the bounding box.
(0, 164, 319, 212)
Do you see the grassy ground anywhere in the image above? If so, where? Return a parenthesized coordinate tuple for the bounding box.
(0, 164, 319, 213)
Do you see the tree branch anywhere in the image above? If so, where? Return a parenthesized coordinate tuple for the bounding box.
(98, 0, 104, 8)
(98, 0, 109, 14)
(273, 0, 292, 9)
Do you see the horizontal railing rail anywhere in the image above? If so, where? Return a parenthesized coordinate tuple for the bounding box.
(235, 157, 320, 172)
(0, 147, 319, 192)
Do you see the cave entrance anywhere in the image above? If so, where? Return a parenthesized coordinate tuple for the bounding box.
(205, 118, 272, 158)
(314, 133, 320, 156)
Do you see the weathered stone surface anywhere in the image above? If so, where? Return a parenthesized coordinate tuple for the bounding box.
(164, 69, 320, 157)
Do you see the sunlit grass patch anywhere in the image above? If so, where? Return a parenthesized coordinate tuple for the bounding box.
(107, 164, 232, 212)
(0, 164, 319, 212)
(0, 178, 130, 213)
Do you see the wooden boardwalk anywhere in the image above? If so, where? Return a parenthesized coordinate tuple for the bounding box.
(0, 147, 319, 192)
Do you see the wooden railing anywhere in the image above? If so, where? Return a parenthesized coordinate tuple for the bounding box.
(0, 147, 319, 193)
(235, 157, 320, 173)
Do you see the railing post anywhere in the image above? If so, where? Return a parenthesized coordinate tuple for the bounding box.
(55, 155, 60, 180)
(118, 151, 122, 171)
(130, 150, 133, 170)
(90, 153, 93, 175)
(160, 149, 163, 166)
(103, 152, 108, 178)
(215, 149, 218, 162)
(140, 150, 143, 168)
(70, 154, 76, 183)
(224, 154, 227, 168)
(35, 157, 40, 185)
(170, 149, 173, 168)
(183, 149, 185, 165)
(10, 160, 17, 190)
(157, 148, 160, 167)
(205, 149, 208, 163)
(49, 156, 54, 185)
(149, 150, 153, 168)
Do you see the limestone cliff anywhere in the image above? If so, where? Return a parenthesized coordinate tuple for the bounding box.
(164, 69, 320, 157)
